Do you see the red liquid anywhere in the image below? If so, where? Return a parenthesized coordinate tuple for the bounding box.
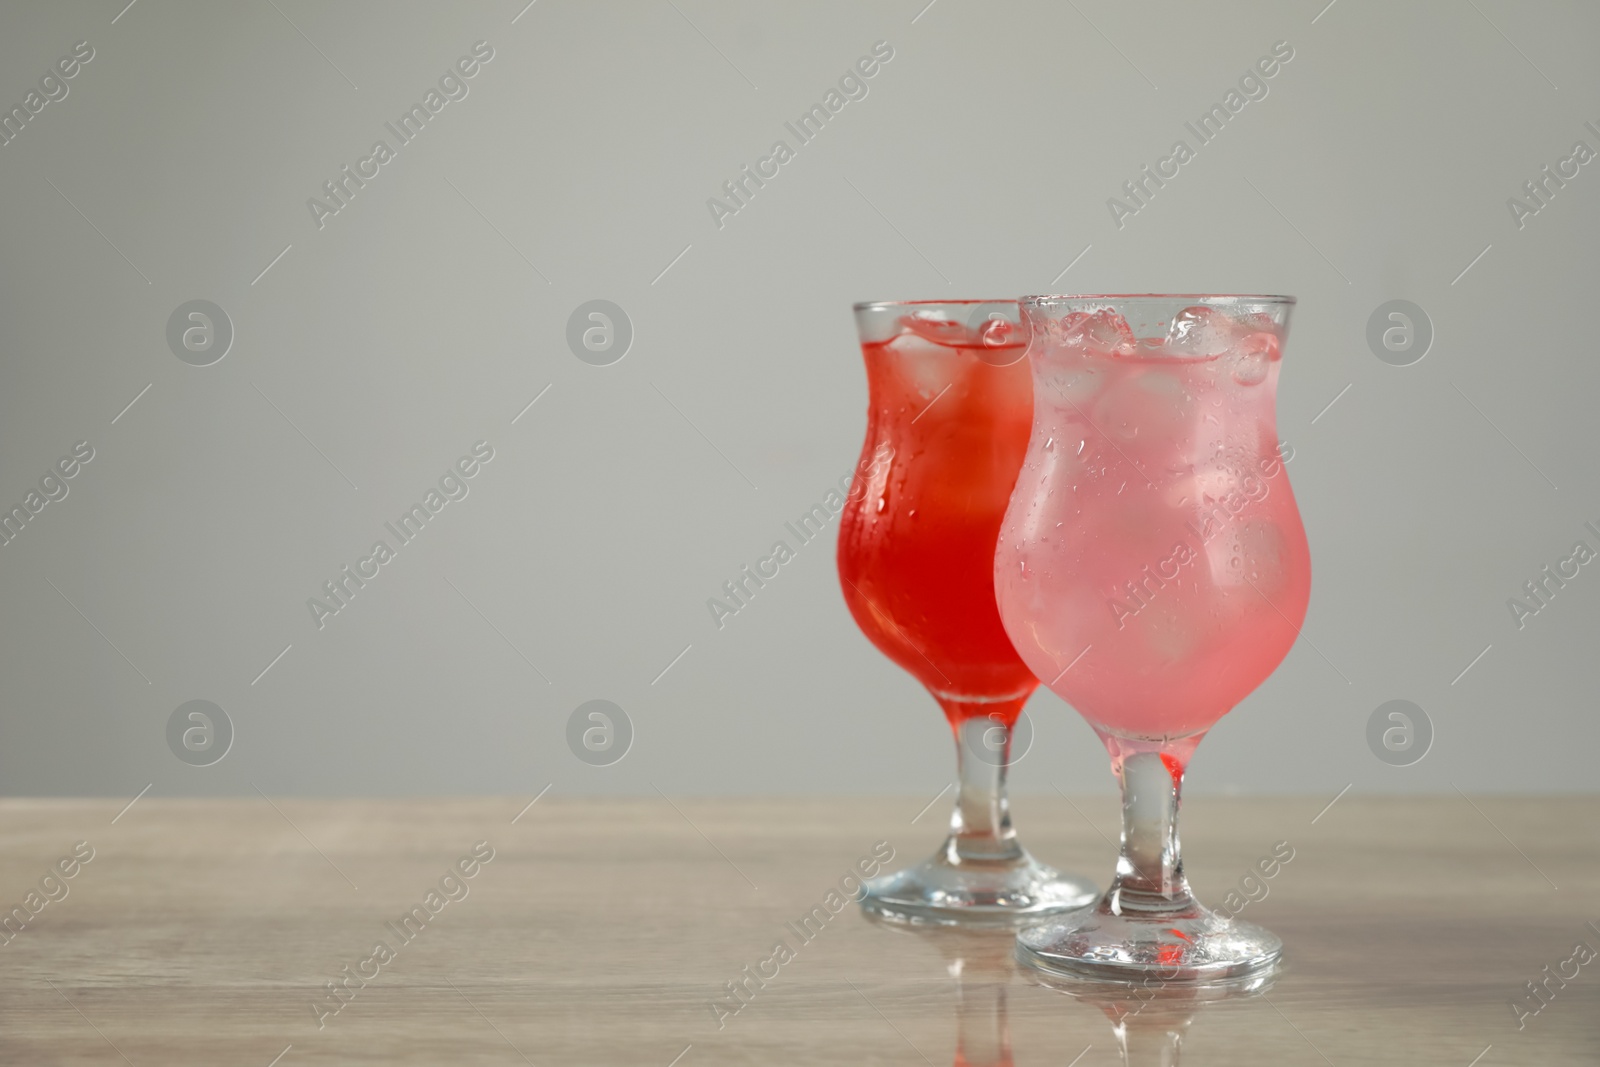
(837, 327, 1037, 725)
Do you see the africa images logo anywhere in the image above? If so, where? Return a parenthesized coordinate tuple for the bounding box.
(306, 442, 495, 630)
(306, 41, 495, 230)
(1106, 39, 1294, 229)
(705, 40, 895, 230)
(705, 443, 892, 630)
(0, 40, 94, 149)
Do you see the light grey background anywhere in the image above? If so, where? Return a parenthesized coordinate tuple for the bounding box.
(0, 0, 1595, 799)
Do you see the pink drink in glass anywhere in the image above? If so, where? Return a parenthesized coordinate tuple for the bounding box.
(996, 304, 1309, 741)
(997, 295, 1309, 980)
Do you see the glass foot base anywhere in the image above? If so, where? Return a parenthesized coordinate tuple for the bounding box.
(860, 849, 1098, 927)
(1017, 899, 1281, 981)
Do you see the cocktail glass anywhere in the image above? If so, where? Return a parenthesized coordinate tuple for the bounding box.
(839, 299, 1097, 925)
(995, 294, 1309, 978)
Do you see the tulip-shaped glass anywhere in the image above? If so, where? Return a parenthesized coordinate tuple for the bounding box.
(839, 300, 1098, 925)
(995, 295, 1309, 977)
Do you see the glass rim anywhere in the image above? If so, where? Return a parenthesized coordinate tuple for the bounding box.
(852, 298, 1018, 312)
(1020, 293, 1296, 307)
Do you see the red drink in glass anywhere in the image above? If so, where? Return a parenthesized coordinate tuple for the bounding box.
(837, 320, 1035, 720)
(838, 300, 1096, 924)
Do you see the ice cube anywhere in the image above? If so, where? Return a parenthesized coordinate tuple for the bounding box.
(1054, 309, 1136, 356)
(1090, 364, 1194, 447)
(1226, 330, 1279, 386)
(1040, 363, 1109, 408)
(899, 311, 975, 348)
(1164, 305, 1247, 358)
(883, 330, 959, 400)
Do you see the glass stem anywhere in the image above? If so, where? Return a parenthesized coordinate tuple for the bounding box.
(941, 699, 1027, 866)
(1105, 734, 1202, 917)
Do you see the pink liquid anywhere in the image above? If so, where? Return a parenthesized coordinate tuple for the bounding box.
(995, 308, 1311, 739)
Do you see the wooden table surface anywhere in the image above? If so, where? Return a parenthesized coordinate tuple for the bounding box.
(0, 794, 1594, 1065)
